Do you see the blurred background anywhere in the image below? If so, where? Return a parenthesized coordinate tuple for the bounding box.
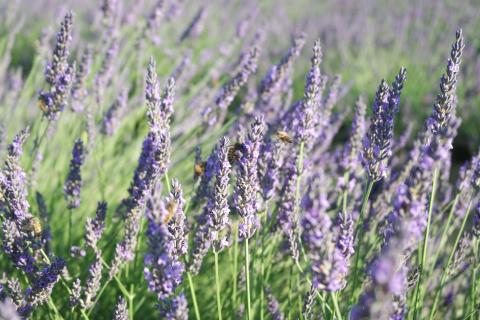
(2, 0, 479, 162)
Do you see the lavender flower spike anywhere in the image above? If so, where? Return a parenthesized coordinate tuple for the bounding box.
(429, 29, 465, 137)
(84, 202, 107, 253)
(110, 59, 174, 278)
(80, 252, 103, 309)
(101, 89, 128, 136)
(296, 39, 322, 143)
(350, 235, 407, 320)
(45, 11, 73, 85)
(64, 138, 86, 209)
(363, 80, 393, 182)
(0, 128, 30, 221)
(215, 47, 260, 110)
(144, 180, 188, 317)
(266, 288, 284, 320)
(113, 296, 128, 320)
(302, 209, 347, 292)
(345, 96, 367, 173)
(40, 11, 75, 121)
(125, 59, 174, 211)
(234, 116, 265, 239)
(258, 34, 306, 105)
(24, 258, 66, 311)
(209, 137, 232, 250)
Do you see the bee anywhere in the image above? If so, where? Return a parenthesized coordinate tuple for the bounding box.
(194, 162, 205, 177)
(38, 93, 53, 113)
(227, 142, 246, 164)
(164, 200, 177, 224)
(38, 98, 48, 113)
(21, 217, 42, 238)
(276, 131, 293, 144)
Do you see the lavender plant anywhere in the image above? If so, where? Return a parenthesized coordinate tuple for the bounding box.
(1, 3, 479, 320)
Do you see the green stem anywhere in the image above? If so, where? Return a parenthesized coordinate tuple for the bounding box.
(469, 238, 478, 316)
(232, 223, 239, 315)
(430, 194, 459, 270)
(165, 171, 171, 193)
(214, 249, 223, 320)
(260, 210, 267, 320)
(68, 208, 73, 252)
(330, 292, 343, 320)
(186, 272, 201, 320)
(47, 296, 61, 319)
(287, 264, 293, 320)
(245, 237, 252, 320)
(128, 290, 134, 320)
(413, 167, 438, 319)
(429, 201, 472, 320)
(350, 179, 374, 302)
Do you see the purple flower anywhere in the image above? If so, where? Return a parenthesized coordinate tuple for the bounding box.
(215, 47, 260, 110)
(341, 96, 367, 180)
(160, 294, 189, 320)
(194, 147, 216, 202)
(234, 116, 265, 239)
(113, 296, 128, 320)
(84, 202, 107, 253)
(428, 30, 464, 137)
(100, 0, 119, 29)
(188, 204, 213, 275)
(259, 139, 282, 201)
(42, 11, 75, 121)
(64, 139, 85, 209)
(275, 153, 297, 233)
(23, 258, 66, 312)
(0, 129, 30, 221)
(363, 68, 406, 182)
(302, 206, 353, 291)
(474, 202, 480, 237)
(45, 11, 73, 85)
(110, 59, 174, 278)
(208, 137, 232, 251)
(295, 39, 322, 144)
(266, 289, 284, 320)
(144, 180, 188, 316)
(94, 38, 119, 106)
(81, 253, 103, 309)
(178, 7, 206, 43)
(101, 89, 128, 136)
(350, 236, 407, 320)
(257, 34, 306, 113)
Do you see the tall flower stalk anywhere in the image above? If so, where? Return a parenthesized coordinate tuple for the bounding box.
(234, 116, 264, 319)
(110, 58, 174, 279)
(209, 137, 232, 320)
(64, 138, 85, 250)
(351, 69, 406, 299)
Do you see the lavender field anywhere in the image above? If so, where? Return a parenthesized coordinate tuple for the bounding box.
(0, 0, 480, 319)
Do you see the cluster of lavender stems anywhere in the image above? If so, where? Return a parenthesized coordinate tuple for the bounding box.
(1, 2, 480, 319)
(109, 57, 174, 280)
(40, 11, 75, 121)
(0, 129, 67, 317)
